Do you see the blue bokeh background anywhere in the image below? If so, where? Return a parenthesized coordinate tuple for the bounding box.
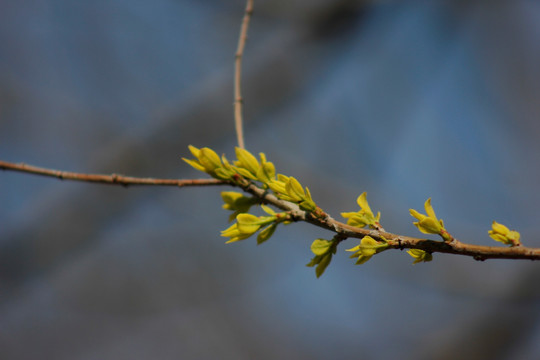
(1, 1, 540, 359)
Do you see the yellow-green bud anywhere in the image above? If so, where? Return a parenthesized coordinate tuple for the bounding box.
(489, 221, 520, 246)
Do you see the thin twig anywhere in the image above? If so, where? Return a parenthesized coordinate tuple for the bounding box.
(0, 161, 226, 187)
(234, 0, 254, 149)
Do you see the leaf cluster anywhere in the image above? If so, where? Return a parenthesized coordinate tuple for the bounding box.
(184, 145, 524, 277)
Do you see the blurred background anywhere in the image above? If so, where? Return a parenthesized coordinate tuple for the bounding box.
(1, 0, 540, 359)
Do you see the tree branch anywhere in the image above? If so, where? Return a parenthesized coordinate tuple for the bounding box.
(0, 160, 226, 187)
(234, 0, 254, 149)
(240, 183, 540, 261)
(2, 158, 539, 261)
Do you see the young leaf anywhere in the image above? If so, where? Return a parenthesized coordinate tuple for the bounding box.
(257, 224, 277, 244)
(256, 162, 276, 183)
(182, 158, 206, 172)
(261, 204, 276, 216)
(221, 223, 253, 243)
(310, 239, 332, 256)
(188, 145, 201, 158)
(277, 174, 289, 182)
(199, 148, 222, 171)
(488, 221, 521, 246)
(315, 253, 333, 278)
(214, 167, 234, 180)
(286, 177, 306, 201)
(409, 198, 446, 236)
(236, 214, 263, 234)
(235, 147, 260, 174)
(267, 180, 287, 195)
(356, 192, 373, 215)
(407, 249, 433, 264)
(235, 167, 257, 180)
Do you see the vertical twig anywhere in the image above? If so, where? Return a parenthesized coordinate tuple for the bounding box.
(234, 0, 254, 149)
